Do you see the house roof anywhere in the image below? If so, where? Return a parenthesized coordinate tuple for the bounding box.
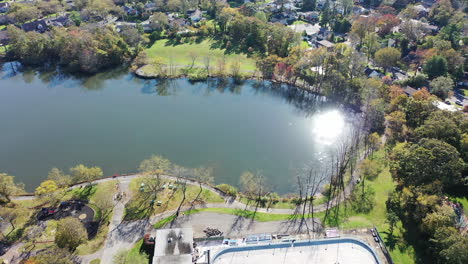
(404, 86, 418, 96)
(152, 228, 193, 264)
(22, 20, 48, 32)
(0, 2, 10, 8)
(0, 30, 9, 45)
(317, 39, 335, 48)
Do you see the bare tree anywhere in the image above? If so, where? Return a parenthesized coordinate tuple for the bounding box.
(295, 166, 327, 235)
(240, 171, 269, 211)
(193, 166, 214, 204)
(188, 52, 198, 69)
(168, 56, 176, 76)
(203, 55, 212, 76)
(216, 56, 227, 76)
(322, 127, 362, 225)
(173, 165, 189, 216)
(230, 59, 241, 80)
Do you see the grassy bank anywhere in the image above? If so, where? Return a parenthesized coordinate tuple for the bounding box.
(140, 38, 257, 77)
(124, 177, 224, 220)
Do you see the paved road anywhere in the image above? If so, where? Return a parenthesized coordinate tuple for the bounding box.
(168, 212, 321, 238)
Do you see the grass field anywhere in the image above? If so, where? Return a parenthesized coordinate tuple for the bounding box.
(76, 181, 117, 255)
(336, 149, 416, 264)
(124, 177, 224, 220)
(144, 38, 257, 73)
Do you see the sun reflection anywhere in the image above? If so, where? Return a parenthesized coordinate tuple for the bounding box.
(312, 110, 345, 145)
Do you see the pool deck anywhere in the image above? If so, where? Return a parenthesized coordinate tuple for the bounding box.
(213, 242, 377, 264)
(208, 237, 383, 264)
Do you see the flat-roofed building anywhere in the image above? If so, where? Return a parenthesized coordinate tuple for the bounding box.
(153, 227, 194, 264)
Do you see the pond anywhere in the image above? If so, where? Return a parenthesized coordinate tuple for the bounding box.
(0, 63, 355, 193)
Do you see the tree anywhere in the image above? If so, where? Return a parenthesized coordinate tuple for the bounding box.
(432, 227, 468, 264)
(302, 0, 316, 11)
(7, 3, 41, 24)
(0, 173, 25, 204)
(35, 180, 58, 196)
(70, 164, 103, 183)
(240, 171, 269, 205)
(150, 12, 169, 32)
(429, 76, 453, 99)
(138, 155, 172, 175)
(375, 47, 401, 72)
(429, 0, 453, 27)
(424, 55, 448, 79)
(350, 16, 375, 47)
(399, 19, 423, 42)
(256, 55, 279, 80)
(390, 139, 465, 189)
(377, 14, 400, 37)
(385, 111, 407, 143)
(422, 205, 455, 235)
(362, 32, 380, 61)
(415, 111, 461, 149)
(193, 166, 214, 201)
(0, 207, 19, 233)
(47, 168, 71, 188)
(55, 217, 87, 251)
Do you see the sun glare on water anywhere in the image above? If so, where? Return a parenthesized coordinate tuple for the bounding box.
(312, 110, 345, 145)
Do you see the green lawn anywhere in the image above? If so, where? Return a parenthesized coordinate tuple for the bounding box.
(125, 177, 224, 220)
(76, 181, 117, 255)
(144, 38, 257, 72)
(337, 149, 416, 264)
(293, 20, 308, 25)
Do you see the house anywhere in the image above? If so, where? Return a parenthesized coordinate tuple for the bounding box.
(316, 39, 335, 49)
(403, 86, 418, 97)
(352, 6, 368, 15)
(0, 2, 10, 13)
(22, 20, 48, 33)
(364, 67, 384, 78)
(0, 30, 9, 45)
(186, 9, 202, 23)
(289, 22, 320, 37)
(169, 17, 189, 29)
(145, 2, 157, 11)
(298, 11, 319, 22)
(270, 12, 296, 25)
(46, 15, 72, 27)
(122, 6, 138, 16)
(422, 24, 439, 35)
(317, 0, 327, 9)
(413, 5, 429, 18)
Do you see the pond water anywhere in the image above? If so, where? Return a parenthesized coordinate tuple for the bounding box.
(0, 63, 355, 192)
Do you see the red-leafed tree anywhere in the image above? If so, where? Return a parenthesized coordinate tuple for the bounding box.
(377, 14, 400, 37)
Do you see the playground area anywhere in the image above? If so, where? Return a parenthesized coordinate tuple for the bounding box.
(36, 200, 95, 223)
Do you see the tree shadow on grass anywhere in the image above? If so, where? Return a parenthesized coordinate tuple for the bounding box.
(70, 185, 97, 201)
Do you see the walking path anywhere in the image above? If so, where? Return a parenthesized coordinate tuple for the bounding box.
(12, 170, 357, 215)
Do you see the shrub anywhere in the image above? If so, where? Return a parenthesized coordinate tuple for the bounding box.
(216, 184, 238, 197)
